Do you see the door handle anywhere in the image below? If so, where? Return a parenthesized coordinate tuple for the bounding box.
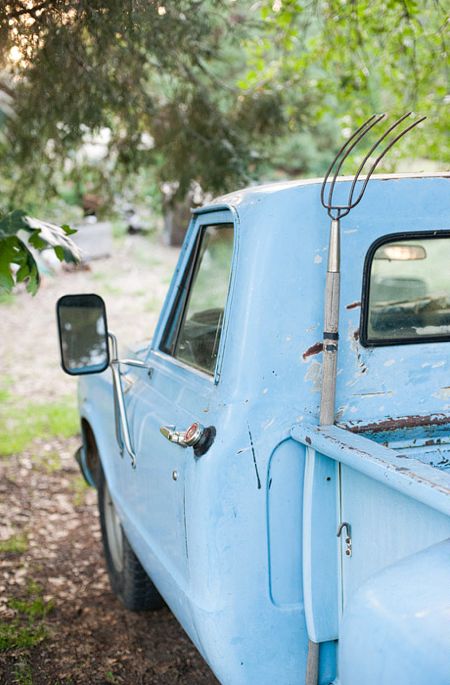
(160, 422, 205, 448)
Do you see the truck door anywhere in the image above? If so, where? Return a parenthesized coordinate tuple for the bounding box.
(121, 212, 235, 600)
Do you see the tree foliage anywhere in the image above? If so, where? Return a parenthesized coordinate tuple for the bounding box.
(0, 211, 79, 294)
(242, 0, 449, 166)
(0, 1, 274, 201)
(0, 0, 447, 212)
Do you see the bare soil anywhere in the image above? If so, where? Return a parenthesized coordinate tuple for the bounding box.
(0, 234, 219, 684)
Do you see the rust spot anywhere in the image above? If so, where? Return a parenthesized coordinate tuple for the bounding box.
(303, 342, 323, 360)
(343, 413, 450, 434)
(353, 330, 360, 341)
(305, 436, 312, 445)
(425, 439, 442, 447)
(346, 301, 361, 310)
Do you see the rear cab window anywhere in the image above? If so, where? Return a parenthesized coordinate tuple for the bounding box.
(361, 232, 450, 345)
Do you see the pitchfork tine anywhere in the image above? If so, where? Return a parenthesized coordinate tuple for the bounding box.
(323, 113, 386, 213)
(347, 112, 413, 208)
(320, 113, 383, 209)
(348, 114, 427, 211)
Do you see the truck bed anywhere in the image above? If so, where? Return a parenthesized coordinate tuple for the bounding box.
(341, 415, 450, 474)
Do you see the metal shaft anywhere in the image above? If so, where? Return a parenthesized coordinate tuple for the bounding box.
(320, 218, 340, 426)
(306, 640, 320, 685)
(307, 219, 341, 685)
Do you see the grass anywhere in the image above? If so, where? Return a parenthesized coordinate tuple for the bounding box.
(32, 450, 62, 474)
(0, 622, 47, 651)
(0, 393, 79, 457)
(8, 582, 55, 620)
(0, 533, 28, 554)
(110, 218, 127, 240)
(90, 271, 123, 295)
(144, 295, 161, 312)
(71, 475, 89, 507)
(13, 658, 34, 685)
(91, 270, 108, 282)
(0, 581, 54, 652)
(0, 387, 10, 403)
(132, 247, 162, 268)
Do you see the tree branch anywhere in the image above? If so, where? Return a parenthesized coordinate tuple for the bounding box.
(4, 1, 53, 21)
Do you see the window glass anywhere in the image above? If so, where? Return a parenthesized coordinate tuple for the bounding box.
(365, 236, 450, 343)
(163, 224, 234, 374)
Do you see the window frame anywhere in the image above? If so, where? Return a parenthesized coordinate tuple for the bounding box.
(360, 229, 450, 348)
(158, 216, 236, 379)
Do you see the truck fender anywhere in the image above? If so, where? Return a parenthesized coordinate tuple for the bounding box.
(339, 538, 450, 685)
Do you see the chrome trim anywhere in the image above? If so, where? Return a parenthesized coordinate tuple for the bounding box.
(108, 332, 139, 468)
(119, 358, 150, 369)
(160, 422, 205, 448)
(109, 333, 125, 458)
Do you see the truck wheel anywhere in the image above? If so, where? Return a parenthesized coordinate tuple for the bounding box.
(97, 465, 164, 612)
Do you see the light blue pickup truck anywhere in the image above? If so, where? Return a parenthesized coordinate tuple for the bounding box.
(57, 116, 450, 685)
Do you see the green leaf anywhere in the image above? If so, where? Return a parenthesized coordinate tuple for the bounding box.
(0, 210, 28, 239)
(22, 216, 80, 264)
(28, 232, 47, 250)
(0, 231, 40, 295)
(62, 224, 77, 236)
(0, 238, 16, 293)
(16, 263, 30, 282)
(53, 245, 65, 261)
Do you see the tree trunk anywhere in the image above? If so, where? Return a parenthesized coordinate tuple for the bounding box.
(162, 193, 192, 246)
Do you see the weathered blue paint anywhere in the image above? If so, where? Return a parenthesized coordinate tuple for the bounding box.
(76, 174, 450, 684)
(339, 539, 450, 685)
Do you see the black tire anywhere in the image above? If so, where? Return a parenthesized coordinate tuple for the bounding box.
(97, 463, 164, 612)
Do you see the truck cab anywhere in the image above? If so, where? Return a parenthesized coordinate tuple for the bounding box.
(57, 172, 450, 685)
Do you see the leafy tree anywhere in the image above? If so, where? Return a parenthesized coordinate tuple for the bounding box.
(241, 0, 449, 167)
(0, 3, 264, 198)
(0, 0, 447, 251)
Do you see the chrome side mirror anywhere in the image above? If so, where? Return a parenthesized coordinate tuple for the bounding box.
(57, 293, 109, 375)
(56, 293, 150, 469)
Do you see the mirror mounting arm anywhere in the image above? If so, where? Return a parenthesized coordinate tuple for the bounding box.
(108, 332, 151, 469)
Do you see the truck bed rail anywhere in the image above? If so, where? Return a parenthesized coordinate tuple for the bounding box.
(291, 423, 450, 517)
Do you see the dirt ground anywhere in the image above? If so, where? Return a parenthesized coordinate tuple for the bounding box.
(0, 233, 219, 684)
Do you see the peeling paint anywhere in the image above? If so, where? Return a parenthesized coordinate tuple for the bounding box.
(262, 417, 275, 431)
(348, 323, 367, 376)
(433, 387, 450, 400)
(346, 301, 361, 310)
(302, 341, 323, 361)
(294, 424, 450, 501)
(344, 413, 450, 434)
(304, 361, 322, 393)
(335, 405, 348, 422)
(314, 254, 323, 264)
(384, 359, 396, 367)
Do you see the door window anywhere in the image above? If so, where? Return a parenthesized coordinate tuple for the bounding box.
(161, 223, 234, 375)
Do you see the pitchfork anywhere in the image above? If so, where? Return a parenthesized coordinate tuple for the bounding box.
(306, 111, 427, 685)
